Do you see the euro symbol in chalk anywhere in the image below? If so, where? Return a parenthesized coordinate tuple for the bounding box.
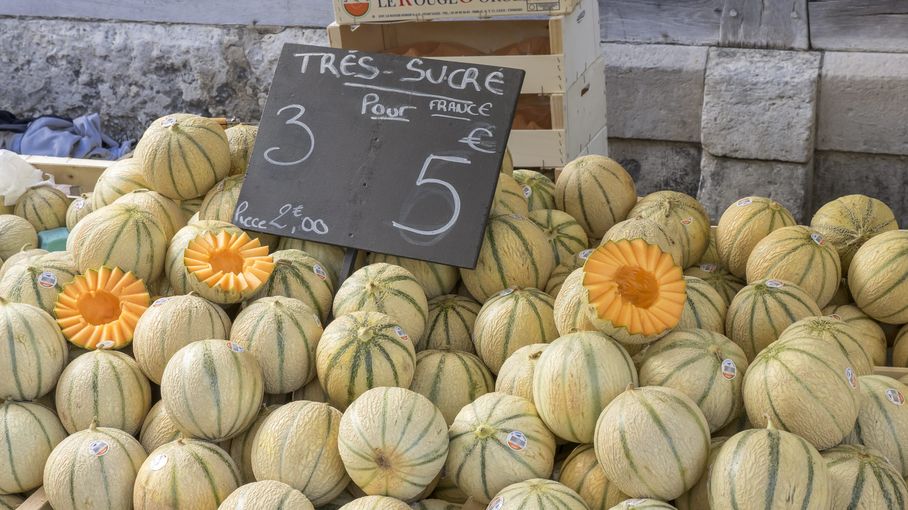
(458, 127, 496, 154)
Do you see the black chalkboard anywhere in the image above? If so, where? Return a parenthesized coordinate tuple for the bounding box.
(234, 44, 524, 269)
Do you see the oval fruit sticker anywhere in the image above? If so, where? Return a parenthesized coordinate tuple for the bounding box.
(721, 359, 737, 380)
(887, 388, 905, 406)
(522, 185, 532, 199)
(37, 271, 57, 288)
(150, 454, 168, 471)
(226, 341, 245, 353)
(394, 326, 410, 342)
(88, 440, 110, 457)
(506, 431, 528, 451)
(736, 198, 753, 207)
(765, 280, 784, 289)
(487, 496, 504, 510)
(845, 367, 857, 389)
(699, 263, 716, 273)
(313, 264, 328, 281)
(96, 340, 115, 350)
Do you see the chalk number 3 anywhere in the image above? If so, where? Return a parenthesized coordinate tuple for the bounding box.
(264, 104, 315, 166)
(393, 154, 470, 236)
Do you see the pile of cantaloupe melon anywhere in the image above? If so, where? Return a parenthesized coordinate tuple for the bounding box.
(1, 112, 908, 510)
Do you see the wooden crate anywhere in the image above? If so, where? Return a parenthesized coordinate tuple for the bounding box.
(20, 155, 112, 194)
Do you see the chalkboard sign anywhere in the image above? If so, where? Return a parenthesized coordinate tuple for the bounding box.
(234, 44, 524, 269)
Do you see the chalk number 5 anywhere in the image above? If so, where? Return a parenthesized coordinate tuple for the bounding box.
(393, 154, 470, 236)
(264, 104, 315, 166)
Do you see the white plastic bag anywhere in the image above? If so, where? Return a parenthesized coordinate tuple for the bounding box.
(0, 149, 60, 206)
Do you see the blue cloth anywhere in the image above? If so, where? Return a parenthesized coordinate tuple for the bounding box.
(8, 113, 131, 160)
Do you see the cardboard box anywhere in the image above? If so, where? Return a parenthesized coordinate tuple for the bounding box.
(333, 0, 583, 25)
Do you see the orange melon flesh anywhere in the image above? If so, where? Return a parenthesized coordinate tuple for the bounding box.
(583, 239, 686, 336)
(55, 266, 150, 349)
(184, 230, 274, 293)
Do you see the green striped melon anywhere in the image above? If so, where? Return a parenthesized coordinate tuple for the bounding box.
(473, 287, 558, 374)
(600, 217, 683, 267)
(849, 230, 908, 323)
(315, 311, 416, 409)
(161, 339, 265, 441)
(554, 268, 597, 336)
(610, 500, 676, 509)
(716, 196, 796, 278)
(113, 188, 184, 239)
(135, 114, 231, 200)
(529, 209, 589, 266)
(333, 262, 427, 343)
(0, 401, 67, 494)
(251, 249, 334, 323)
(639, 329, 748, 432)
(500, 148, 513, 175)
(558, 444, 629, 510)
(824, 303, 887, 366)
(746, 225, 842, 307)
(894, 325, 908, 367)
(683, 264, 745, 306)
(55, 349, 152, 435)
(165, 220, 243, 294)
(545, 248, 592, 297)
(410, 350, 494, 425)
(227, 405, 277, 484)
(0, 247, 46, 280)
(594, 386, 709, 500)
(199, 174, 243, 222)
(14, 185, 70, 231)
(178, 196, 203, 223)
(811, 194, 898, 275)
(492, 173, 530, 216)
(844, 375, 908, 476)
(673, 437, 727, 510)
(219, 480, 314, 510)
(252, 401, 348, 505)
(139, 401, 182, 454)
(446, 392, 555, 504)
(677, 276, 727, 334)
(0, 298, 67, 401)
(778, 315, 874, 376)
(823, 444, 908, 509)
(277, 238, 345, 284)
(708, 422, 830, 509)
(338, 387, 448, 501)
(513, 169, 555, 211)
(725, 279, 822, 360)
(91, 158, 148, 209)
(420, 294, 480, 353)
(65, 193, 93, 230)
(743, 334, 860, 450)
(411, 499, 461, 510)
(225, 124, 258, 176)
(230, 296, 322, 394)
(697, 226, 719, 266)
(628, 191, 710, 268)
(132, 293, 232, 384)
(43, 422, 147, 510)
(534, 332, 637, 443)
(134, 439, 240, 509)
(460, 214, 555, 303)
(0, 215, 37, 259)
(339, 496, 410, 510)
(68, 202, 168, 282)
(496, 343, 548, 404)
(0, 251, 78, 314)
(555, 155, 637, 239)
(367, 253, 458, 299)
(0, 495, 24, 509)
(488, 479, 587, 510)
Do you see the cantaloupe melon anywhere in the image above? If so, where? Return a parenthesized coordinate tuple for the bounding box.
(0, 298, 67, 401)
(367, 253, 458, 299)
(709, 421, 830, 509)
(500, 148, 514, 176)
(683, 264, 744, 306)
(639, 329, 747, 432)
(496, 343, 548, 404)
(420, 294, 480, 353)
(55, 349, 152, 434)
(410, 350, 494, 425)
(555, 155, 636, 239)
(673, 437, 727, 510)
(725, 279, 822, 360)
(91, 158, 148, 209)
(183, 230, 275, 304)
(0, 401, 67, 494)
(134, 439, 241, 509)
(844, 375, 908, 476)
(161, 339, 265, 441)
(43, 422, 147, 510)
(252, 401, 348, 505)
(333, 263, 427, 343)
(0, 246, 46, 280)
(460, 214, 555, 303)
(316, 311, 416, 409)
(220, 480, 314, 510)
(545, 248, 592, 297)
(778, 315, 874, 376)
(628, 191, 710, 268)
(231, 296, 322, 394)
(14, 185, 70, 231)
(135, 114, 231, 200)
(697, 226, 720, 266)
(676, 276, 727, 334)
(893, 325, 908, 367)
(594, 386, 709, 500)
(513, 169, 555, 211)
(554, 268, 597, 336)
(743, 335, 860, 450)
(529, 209, 589, 267)
(166, 221, 243, 294)
(446, 392, 555, 504)
(534, 332, 637, 443)
(488, 479, 587, 510)
(338, 387, 448, 501)
(473, 287, 558, 374)
(492, 173, 530, 216)
(226, 405, 277, 484)
(746, 225, 842, 307)
(225, 124, 258, 176)
(609, 500, 676, 509)
(178, 196, 203, 222)
(338, 496, 410, 510)
(65, 193, 93, 231)
(0, 215, 38, 259)
(199, 174, 243, 222)
(276, 237, 345, 284)
(558, 444, 629, 510)
(811, 194, 898, 275)
(848, 230, 908, 324)
(132, 293, 231, 384)
(112, 188, 184, 239)
(0, 251, 78, 314)
(716, 196, 796, 278)
(600, 217, 683, 268)
(139, 401, 182, 454)
(824, 303, 887, 366)
(823, 444, 908, 509)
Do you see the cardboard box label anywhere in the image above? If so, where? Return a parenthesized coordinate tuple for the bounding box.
(334, 0, 579, 23)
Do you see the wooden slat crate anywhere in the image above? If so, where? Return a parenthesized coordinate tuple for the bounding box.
(20, 155, 113, 194)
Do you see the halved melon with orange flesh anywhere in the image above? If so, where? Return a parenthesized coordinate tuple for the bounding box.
(54, 267, 150, 349)
(183, 230, 275, 304)
(582, 239, 686, 345)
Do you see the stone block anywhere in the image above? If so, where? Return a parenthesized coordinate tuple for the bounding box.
(608, 138, 702, 198)
(817, 51, 908, 156)
(701, 47, 821, 163)
(603, 43, 707, 143)
(697, 151, 813, 224)
(813, 151, 908, 226)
